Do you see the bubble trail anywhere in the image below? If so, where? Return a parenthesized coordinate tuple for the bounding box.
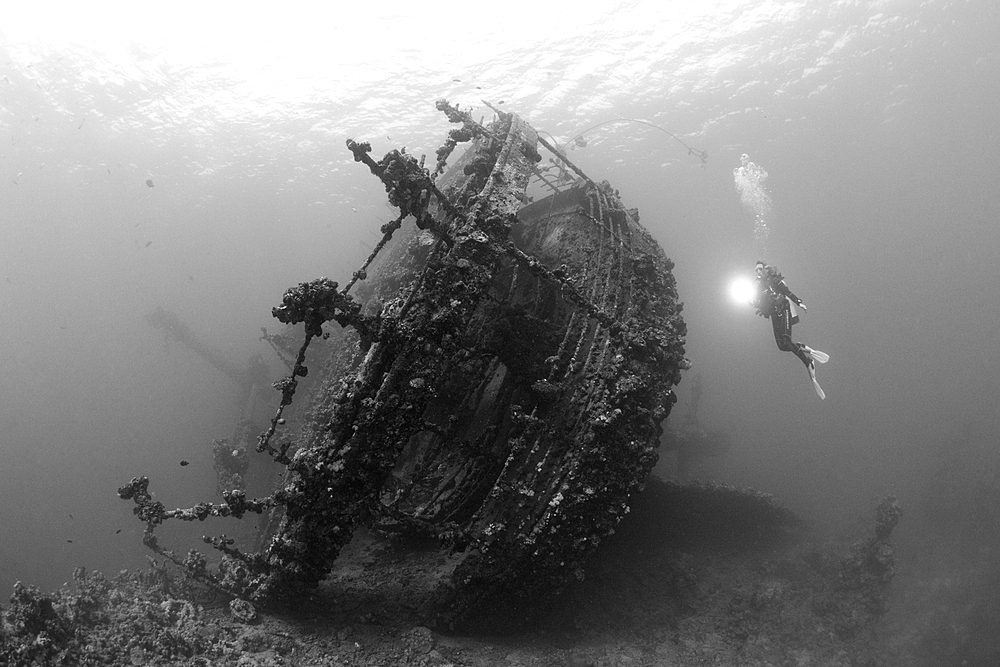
(734, 153, 773, 252)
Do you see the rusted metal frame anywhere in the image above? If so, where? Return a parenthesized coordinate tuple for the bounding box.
(576, 210, 631, 247)
(597, 248, 620, 336)
(556, 189, 607, 382)
(523, 466, 574, 549)
(587, 195, 629, 424)
(572, 329, 615, 438)
(443, 99, 559, 197)
(563, 189, 615, 387)
(563, 299, 599, 385)
(517, 418, 580, 529)
(604, 195, 633, 322)
(516, 206, 593, 386)
(346, 139, 469, 245)
(585, 188, 609, 309)
(468, 150, 621, 344)
(380, 112, 538, 540)
(343, 212, 407, 294)
(522, 344, 616, 547)
(423, 114, 540, 535)
(513, 382, 566, 487)
(467, 114, 537, 233)
(498, 241, 617, 331)
(412, 358, 509, 523)
(546, 310, 581, 384)
(436, 119, 638, 538)
(464, 446, 516, 534)
(582, 188, 615, 321)
(535, 134, 597, 190)
(462, 406, 554, 539)
(532, 169, 564, 194)
(564, 207, 626, 437)
(614, 212, 635, 322)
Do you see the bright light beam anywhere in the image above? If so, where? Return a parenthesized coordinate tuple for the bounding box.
(728, 276, 755, 306)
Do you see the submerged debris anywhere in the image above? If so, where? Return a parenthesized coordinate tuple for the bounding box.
(119, 100, 688, 629)
(229, 598, 257, 624)
(0, 518, 899, 666)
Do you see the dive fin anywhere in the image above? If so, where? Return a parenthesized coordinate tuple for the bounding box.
(807, 363, 826, 400)
(812, 378, 826, 400)
(802, 346, 829, 364)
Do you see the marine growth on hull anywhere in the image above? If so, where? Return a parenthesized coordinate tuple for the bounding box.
(119, 100, 689, 629)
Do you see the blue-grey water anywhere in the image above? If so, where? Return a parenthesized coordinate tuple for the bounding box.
(2, 0, 998, 656)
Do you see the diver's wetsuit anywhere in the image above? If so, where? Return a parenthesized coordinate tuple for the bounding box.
(755, 267, 812, 367)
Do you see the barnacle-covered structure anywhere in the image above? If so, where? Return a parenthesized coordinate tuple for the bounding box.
(120, 101, 688, 629)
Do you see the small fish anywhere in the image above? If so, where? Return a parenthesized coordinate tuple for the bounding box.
(179, 460, 189, 466)
(453, 78, 461, 82)
(66, 539, 73, 543)
(69, 514, 74, 520)
(144, 241, 152, 248)
(115, 529, 122, 534)
(146, 179, 154, 188)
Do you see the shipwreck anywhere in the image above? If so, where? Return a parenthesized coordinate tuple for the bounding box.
(121, 100, 689, 629)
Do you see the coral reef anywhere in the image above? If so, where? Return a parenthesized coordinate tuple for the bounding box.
(212, 436, 249, 497)
(3, 480, 900, 666)
(0, 564, 290, 666)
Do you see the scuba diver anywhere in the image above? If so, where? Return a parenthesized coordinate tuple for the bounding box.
(752, 261, 829, 399)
